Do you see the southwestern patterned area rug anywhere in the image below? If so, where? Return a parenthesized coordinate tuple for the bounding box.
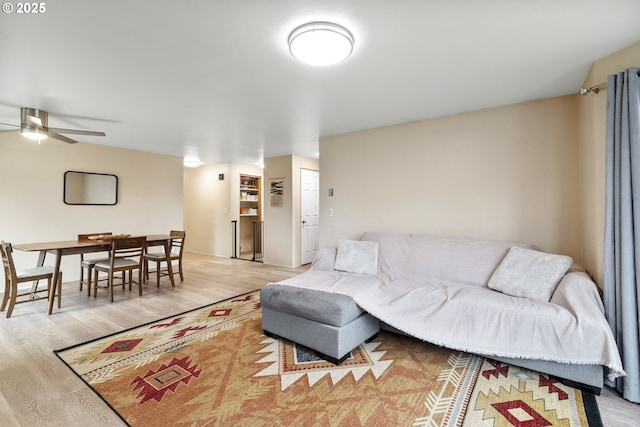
(55, 290, 603, 427)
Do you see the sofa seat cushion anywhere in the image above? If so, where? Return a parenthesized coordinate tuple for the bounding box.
(261, 284, 364, 328)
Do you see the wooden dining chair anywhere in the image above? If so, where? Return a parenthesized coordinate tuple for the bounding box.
(93, 236, 146, 302)
(78, 232, 112, 296)
(1, 240, 62, 318)
(144, 230, 186, 286)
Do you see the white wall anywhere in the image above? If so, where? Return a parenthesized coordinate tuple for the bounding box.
(319, 95, 583, 263)
(0, 133, 184, 282)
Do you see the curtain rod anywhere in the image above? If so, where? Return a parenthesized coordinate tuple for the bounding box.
(579, 82, 607, 95)
(579, 70, 640, 95)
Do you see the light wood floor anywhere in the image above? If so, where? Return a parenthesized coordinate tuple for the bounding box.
(0, 252, 638, 426)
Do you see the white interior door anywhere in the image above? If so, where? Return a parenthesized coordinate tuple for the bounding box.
(300, 169, 319, 265)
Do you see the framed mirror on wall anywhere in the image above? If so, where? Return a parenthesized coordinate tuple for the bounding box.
(64, 171, 118, 205)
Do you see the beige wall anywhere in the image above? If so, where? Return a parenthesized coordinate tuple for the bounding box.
(263, 155, 319, 267)
(183, 162, 263, 258)
(320, 95, 583, 262)
(263, 156, 293, 267)
(183, 163, 232, 256)
(578, 41, 640, 286)
(0, 133, 183, 282)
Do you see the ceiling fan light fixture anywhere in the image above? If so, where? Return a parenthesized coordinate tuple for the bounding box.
(20, 107, 48, 140)
(288, 22, 354, 66)
(21, 128, 48, 140)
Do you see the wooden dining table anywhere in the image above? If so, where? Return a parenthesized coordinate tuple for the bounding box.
(13, 234, 175, 315)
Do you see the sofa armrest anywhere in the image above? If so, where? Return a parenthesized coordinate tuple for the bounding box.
(310, 247, 337, 271)
(550, 268, 604, 315)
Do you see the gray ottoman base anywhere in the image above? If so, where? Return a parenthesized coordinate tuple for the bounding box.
(262, 305, 380, 365)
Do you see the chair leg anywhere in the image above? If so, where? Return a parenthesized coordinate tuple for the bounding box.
(6, 278, 18, 318)
(79, 264, 84, 292)
(156, 261, 161, 287)
(169, 261, 175, 287)
(80, 266, 93, 297)
(93, 269, 98, 298)
(178, 260, 184, 282)
(109, 272, 114, 303)
(1, 278, 10, 311)
(57, 272, 62, 309)
(138, 268, 143, 296)
(86, 265, 93, 297)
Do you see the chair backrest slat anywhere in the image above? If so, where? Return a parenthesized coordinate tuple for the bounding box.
(1, 241, 17, 283)
(109, 237, 146, 266)
(169, 230, 186, 255)
(112, 236, 146, 250)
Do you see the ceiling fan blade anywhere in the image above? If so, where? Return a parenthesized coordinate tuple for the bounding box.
(47, 127, 106, 137)
(48, 132, 79, 144)
(0, 120, 20, 134)
(0, 121, 20, 128)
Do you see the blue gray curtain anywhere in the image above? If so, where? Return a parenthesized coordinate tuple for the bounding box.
(603, 67, 640, 403)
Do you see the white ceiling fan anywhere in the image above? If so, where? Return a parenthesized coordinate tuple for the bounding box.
(0, 107, 106, 143)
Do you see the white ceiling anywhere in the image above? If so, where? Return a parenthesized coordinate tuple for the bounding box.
(1, 0, 639, 166)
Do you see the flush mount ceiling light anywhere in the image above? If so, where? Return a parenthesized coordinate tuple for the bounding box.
(288, 22, 354, 66)
(183, 158, 201, 168)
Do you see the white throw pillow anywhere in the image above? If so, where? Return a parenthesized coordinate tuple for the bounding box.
(334, 239, 379, 275)
(488, 246, 573, 302)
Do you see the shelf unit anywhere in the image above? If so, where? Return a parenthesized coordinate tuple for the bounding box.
(239, 175, 260, 217)
(236, 174, 263, 262)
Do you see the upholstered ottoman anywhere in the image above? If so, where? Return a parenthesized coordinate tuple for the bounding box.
(260, 284, 380, 364)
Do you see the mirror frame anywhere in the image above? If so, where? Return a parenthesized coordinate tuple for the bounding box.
(63, 171, 118, 205)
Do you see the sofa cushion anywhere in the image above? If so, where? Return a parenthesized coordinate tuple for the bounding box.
(260, 284, 365, 327)
(334, 239, 378, 275)
(360, 232, 411, 280)
(488, 246, 573, 302)
(361, 232, 535, 286)
(310, 247, 338, 271)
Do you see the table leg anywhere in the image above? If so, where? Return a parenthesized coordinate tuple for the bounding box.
(29, 250, 48, 297)
(37, 250, 46, 266)
(164, 240, 175, 287)
(48, 249, 62, 315)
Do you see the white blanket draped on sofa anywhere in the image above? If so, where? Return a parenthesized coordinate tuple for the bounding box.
(273, 233, 625, 381)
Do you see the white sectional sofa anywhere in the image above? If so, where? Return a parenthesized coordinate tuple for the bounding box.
(261, 232, 624, 391)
